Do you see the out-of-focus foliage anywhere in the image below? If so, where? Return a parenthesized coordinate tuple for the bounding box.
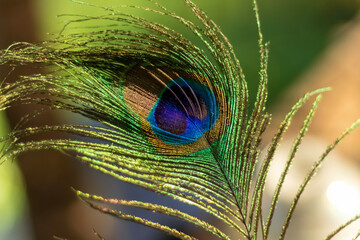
(0, 112, 28, 240)
(37, 0, 358, 104)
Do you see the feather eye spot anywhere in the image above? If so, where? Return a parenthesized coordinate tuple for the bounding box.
(146, 78, 219, 145)
(122, 67, 223, 154)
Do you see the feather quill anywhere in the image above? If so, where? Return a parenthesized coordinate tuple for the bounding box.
(0, 0, 359, 239)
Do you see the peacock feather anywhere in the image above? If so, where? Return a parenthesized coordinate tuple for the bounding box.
(0, 0, 359, 239)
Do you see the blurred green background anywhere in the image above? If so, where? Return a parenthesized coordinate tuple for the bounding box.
(0, 0, 359, 239)
(36, 0, 359, 103)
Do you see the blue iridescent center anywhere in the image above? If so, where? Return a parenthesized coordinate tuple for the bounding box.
(146, 78, 219, 145)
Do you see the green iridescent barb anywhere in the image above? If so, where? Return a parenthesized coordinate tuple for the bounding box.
(0, 0, 359, 239)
